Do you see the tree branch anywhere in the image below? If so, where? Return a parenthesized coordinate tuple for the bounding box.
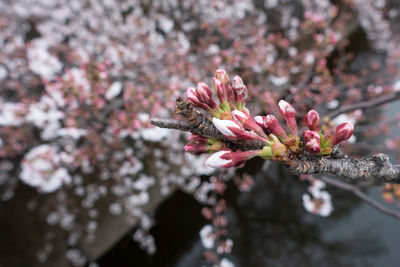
(319, 176, 400, 220)
(288, 154, 400, 185)
(326, 91, 400, 119)
(151, 98, 400, 185)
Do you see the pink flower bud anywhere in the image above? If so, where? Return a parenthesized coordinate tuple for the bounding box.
(213, 117, 267, 142)
(215, 69, 230, 87)
(253, 116, 264, 127)
(305, 138, 321, 154)
(185, 87, 209, 110)
(263, 115, 289, 141)
(303, 130, 320, 142)
(206, 149, 260, 168)
(304, 110, 320, 131)
(278, 100, 297, 136)
(330, 122, 354, 145)
(212, 118, 242, 138)
(213, 78, 227, 103)
(196, 82, 217, 109)
(232, 110, 268, 139)
(232, 75, 248, 104)
(206, 150, 233, 168)
(187, 134, 208, 144)
(184, 143, 208, 155)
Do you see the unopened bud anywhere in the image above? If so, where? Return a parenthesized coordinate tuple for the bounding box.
(212, 118, 266, 142)
(185, 87, 209, 110)
(213, 78, 227, 103)
(278, 100, 297, 136)
(263, 115, 289, 141)
(206, 150, 233, 168)
(187, 134, 208, 144)
(330, 122, 354, 145)
(215, 69, 230, 87)
(212, 118, 242, 138)
(304, 109, 320, 131)
(196, 82, 217, 109)
(232, 110, 268, 140)
(184, 143, 208, 155)
(303, 130, 320, 142)
(305, 138, 321, 154)
(206, 149, 260, 168)
(232, 75, 248, 105)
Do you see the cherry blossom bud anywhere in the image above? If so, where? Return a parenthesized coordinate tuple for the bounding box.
(263, 115, 289, 141)
(278, 100, 297, 136)
(305, 138, 321, 154)
(303, 130, 320, 142)
(206, 149, 260, 168)
(212, 118, 266, 142)
(213, 78, 227, 103)
(232, 75, 248, 105)
(185, 87, 209, 110)
(187, 134, 208, 144)
(206, 150, 233, 168)
(196, 82, 217, 109)
(330, 122, 354, 145)
(304, 109, 320, 131)
(212, 118, 242, 138)
(215, 69, 230, 87)
(184, 143, 208, 155)
(253, 116, 264, 127)
(232, 110, 268, 139)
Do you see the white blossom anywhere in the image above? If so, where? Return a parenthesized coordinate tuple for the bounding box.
(269, 75, 289, 86)
(0, 102, 26, 126)
(105, 81, 122, 100)
(199, 225, 215, 249)
(27, 39, 62, 80)
(20, 144, 72, 193)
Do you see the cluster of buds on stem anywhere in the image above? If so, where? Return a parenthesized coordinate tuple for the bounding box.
(186, 69, 249, 117)
(182, 69, 355, 169)
(254, 110, 301, 154)
(303, 109, 354, 154)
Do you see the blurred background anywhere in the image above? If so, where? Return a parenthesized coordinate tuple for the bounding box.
(0, 0, 400, 266)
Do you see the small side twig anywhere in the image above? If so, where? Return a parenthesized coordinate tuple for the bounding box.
(319, 175, 400, 220)
(326, 91, 400, 119)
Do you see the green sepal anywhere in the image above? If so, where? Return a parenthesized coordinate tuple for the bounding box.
(259, 145, 273, 160)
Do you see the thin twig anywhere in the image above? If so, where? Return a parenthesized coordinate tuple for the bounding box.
(326, 92, 400, 119)
(319, 175, 400, 220)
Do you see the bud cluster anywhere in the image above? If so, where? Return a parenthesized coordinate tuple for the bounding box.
(303, 109, 354, 154)
(186, 69, 248, 115)
(183, 69, 356, 168)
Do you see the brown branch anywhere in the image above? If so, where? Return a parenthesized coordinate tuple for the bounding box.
(151, 98, 400, 185)
(319, 176, 400, 220)
(151, 97, 265, 150)
(326, 91, 400, 119)
(288, 154, 400, 185)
